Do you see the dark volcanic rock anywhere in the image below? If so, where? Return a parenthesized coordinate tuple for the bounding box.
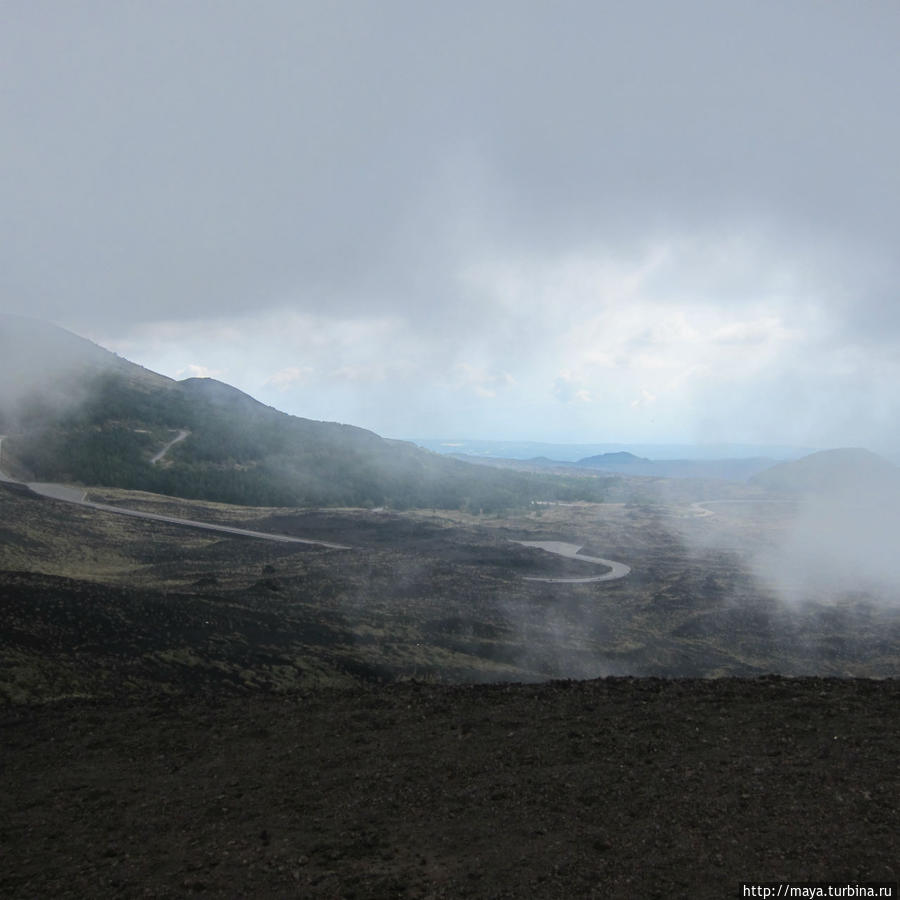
(1, 677, 897, 898)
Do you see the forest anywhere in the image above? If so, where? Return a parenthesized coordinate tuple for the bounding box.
(8, 371, 614, 512)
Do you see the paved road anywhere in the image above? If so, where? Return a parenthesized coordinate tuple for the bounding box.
(2, 435, 627, 567)
(688, 498, 798, 518)
(511, 540, 631, 583)
(150, 429, 190, 464)
(74, 497, 351, 548)
(0, 435, 349, 550)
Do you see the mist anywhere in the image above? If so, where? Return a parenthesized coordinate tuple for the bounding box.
(4, 8, 900, 888)
(645, 448, 900, 678)
(3, 2, 900, 680)
(2, 3, 900, 448)
(751, 493, 900, 610)
(0, 314, 119, 431)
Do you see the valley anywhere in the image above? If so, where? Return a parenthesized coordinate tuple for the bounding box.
(4, 466, 899, 706)
(2, 316, 898, 897)
(3, 473, 899, 897)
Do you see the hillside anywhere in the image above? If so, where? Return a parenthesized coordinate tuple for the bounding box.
(750, 448, 900, 499)
(575, 452, 776, 480)
(0, 316, 610, 511)
(2, 319, 897, 896)
(5, 474, 900, 704)
(455, 449, 780, 482)
(577, 451, 649, 466)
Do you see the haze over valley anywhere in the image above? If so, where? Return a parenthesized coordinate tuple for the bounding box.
(2, 314, 899, 697)
(3, 316, 899, 895)
(2, 4, 898, 896)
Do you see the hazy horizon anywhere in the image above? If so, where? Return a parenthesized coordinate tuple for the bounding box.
(3, 3, 900, 450)
(403, 436, 821, 462)
(0, 311, 889, 461)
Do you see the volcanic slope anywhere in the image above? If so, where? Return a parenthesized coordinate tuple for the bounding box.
(0, 315, 609, 511)
(750, 447, 900, 498)
(5, 472, 900, 706)
(2, 678, 897, 899)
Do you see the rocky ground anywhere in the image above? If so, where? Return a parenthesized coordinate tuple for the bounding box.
(3, 483, 899, 897)
(6, 482, 900, 702)
(2, 676, 897, 899)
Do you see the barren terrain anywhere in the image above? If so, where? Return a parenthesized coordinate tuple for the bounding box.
(3, 481, 899, 700)
(2, 678, 897, 899)
(2, 480, 898, 897)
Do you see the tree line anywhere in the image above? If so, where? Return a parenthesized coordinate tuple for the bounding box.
(9, 371, 613, 512)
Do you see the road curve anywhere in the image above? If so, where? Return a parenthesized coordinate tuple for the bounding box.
(78, 498, 351, 548)
(150, 429, 190, 464)
(687, 498, 798, 518)
(37, 486, 350, 548)
(0, 438, 349, 550)
(511, 540, 630, 583)
(28, 481, 350, 548)
(3, 435, 630, 567)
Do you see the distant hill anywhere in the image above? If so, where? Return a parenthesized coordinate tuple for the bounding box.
(454, 447, 780, 482)
(533, 450, 777, 481)
(411, 437, 814, 462)
(577, 451, 648, 466)
(750, 448, 900, 499)
(0, 315, 609, 511)
(576, 456, 778, 481)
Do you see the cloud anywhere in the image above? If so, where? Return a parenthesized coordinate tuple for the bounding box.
(330, 364, 405, 383)
(455, 364, 516, 399)
(630, 390, 657, 409)
(265, 366, 315, 390)
(2, 3, 899, 446)
(176, 364, 225, 380)
(708, 317, 789, 346)
(552, 373, 592, 405)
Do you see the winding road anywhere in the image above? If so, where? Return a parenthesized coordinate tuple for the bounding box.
(0, 435, 349, 550)
(511, 540, 631, 583)
(686, 498, 798, 518)
(150, 428, 190, 464)
(65, 496, 350, 548)
(1, 435, 631, 575)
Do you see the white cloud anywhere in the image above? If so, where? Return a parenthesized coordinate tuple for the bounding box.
(265, 366, 315, 390)
(80, 232, 900, 447)
(552, 373, 592, 404)
(710, 316, 790, 346)
(330, 363, 408, 383)
(630, 389, 657, 409)
(3, 1, 899, 449)
(175, 364, 225, 379)
(455, 364, 516, 399)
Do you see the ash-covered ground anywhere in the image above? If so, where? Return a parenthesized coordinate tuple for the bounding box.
(2, 677, 897, 899)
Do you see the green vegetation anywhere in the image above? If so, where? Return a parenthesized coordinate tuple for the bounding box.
(4, 481, 899, 705)
(7, 370, 613, 511)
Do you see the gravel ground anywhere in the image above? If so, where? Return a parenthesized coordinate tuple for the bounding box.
(2, 676, 898, 899)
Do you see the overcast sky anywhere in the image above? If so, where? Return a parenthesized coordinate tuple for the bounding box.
(3, 1, 899, 449)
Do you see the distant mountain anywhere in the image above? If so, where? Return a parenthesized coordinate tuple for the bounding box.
(443, 444, 786, 482)
(750, 448, 900, 499)
(538, 450, 776, 481)
(411, 437, 814, 462)
(577, 451, 649, 466)
(0, 315, 609, 511)
(578, 456, 779, 481)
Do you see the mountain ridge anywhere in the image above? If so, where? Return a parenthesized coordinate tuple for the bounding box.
(749, 447, 900, 499)
(0, 316, 611, 511)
